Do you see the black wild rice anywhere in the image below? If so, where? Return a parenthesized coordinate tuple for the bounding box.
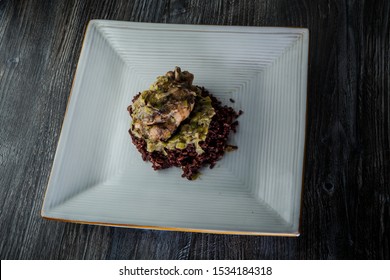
(127, 88, 241, 180)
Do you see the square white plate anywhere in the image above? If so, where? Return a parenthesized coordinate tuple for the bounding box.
(42, 20, 309, 236)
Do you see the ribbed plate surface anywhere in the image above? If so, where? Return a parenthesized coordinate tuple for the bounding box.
(42, 20, 309, 236)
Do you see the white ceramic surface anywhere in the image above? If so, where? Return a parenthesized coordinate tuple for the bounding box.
(41, 20, 309, 236)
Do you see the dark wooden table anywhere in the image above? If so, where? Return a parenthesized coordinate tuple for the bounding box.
(1, 0, 389, 260)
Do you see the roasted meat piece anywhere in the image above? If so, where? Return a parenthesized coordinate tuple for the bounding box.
(131, 67, 199, 142)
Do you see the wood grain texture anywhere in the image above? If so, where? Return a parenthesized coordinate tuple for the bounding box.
(0, 0, 389, 259)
